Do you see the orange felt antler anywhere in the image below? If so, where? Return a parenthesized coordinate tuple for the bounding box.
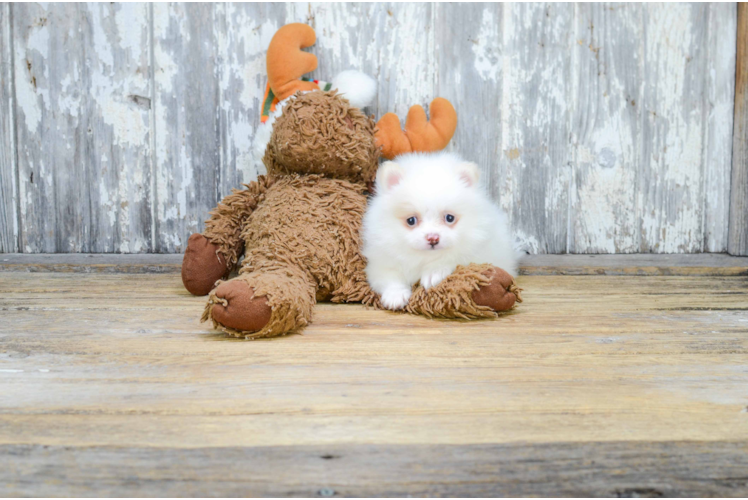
(375, 98, 458, 160)
(267, 24, 321, 101)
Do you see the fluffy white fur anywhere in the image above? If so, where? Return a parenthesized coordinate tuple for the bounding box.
(332, 70, 376, 109)
(362, 152, 519, 310)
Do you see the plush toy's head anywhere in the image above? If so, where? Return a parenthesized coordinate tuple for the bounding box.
(263, 91, 379, 185)
(255, 23, 459, 183)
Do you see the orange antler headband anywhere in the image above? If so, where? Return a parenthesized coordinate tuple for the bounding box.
(267, 24, 323, 101)
(374, 98, 458, 160)
(266, 23, 457, 159)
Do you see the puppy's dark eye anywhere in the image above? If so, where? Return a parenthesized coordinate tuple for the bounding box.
(445, 214, 455, 224)
(406, 216, 417, 226)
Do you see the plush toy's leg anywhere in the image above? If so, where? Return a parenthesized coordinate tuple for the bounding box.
(202, 267, 316, 339)
(405, 264, 522, 319)
(181, 177, 274, 296)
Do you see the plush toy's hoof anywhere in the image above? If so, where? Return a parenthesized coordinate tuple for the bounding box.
(472, 267, 523, 312)
(209, 280, 273, 333)
(181, 233, 230, 296)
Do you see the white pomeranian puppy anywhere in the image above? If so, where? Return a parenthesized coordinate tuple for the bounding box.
(362, 152, 518, 310)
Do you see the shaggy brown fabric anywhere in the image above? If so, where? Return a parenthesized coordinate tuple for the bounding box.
(181, 234, 230, 296)
(263, 91, 379, 185)
(204, 269, 316, 339)
(202, 176, 275, 269)
(405, 264, 522, 319)
(201, 175, 376, 339)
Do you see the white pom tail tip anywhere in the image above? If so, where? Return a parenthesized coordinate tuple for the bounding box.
(333, 70, 376, 109)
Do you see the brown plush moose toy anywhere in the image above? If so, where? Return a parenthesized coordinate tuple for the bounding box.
(181, 24, 521, 339)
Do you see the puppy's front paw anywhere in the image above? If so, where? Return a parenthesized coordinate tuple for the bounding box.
(421, 268, 453, 290)
(381, 285, 412, 310)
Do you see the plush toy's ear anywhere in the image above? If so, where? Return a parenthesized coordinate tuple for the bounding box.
(375, 98, 458, 160)
(267, 24, 321, 101)
(376, 161, 404, 192)
(456, 161, 480, 187)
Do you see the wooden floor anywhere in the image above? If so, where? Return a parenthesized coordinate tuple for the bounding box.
(1, 255, 748, 497)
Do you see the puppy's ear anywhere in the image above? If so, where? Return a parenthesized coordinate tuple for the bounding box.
(456, 162, 480, 187)
(376, 161, 404, 192)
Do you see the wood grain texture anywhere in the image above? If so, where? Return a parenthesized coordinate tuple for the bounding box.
(2, 252, 747, 275)
(435, 3, 503, 199)
(152, 3, 221, 253)
(12, 4, 152, 253)
(1, 3, 742, 254)
(0, 271, 747, 495)
(704, 3, 738, 253)
(1, 272, 747, 447)
(569, 3, 641, 253)
(215, 3, 287, 187)
(2, 442, 748, 497)
(729, 3, 748, 256)
(499, 3, 573, 253)
(639, 4, 709, 253)
(0, 3, 18, 253)
(295, 2, 437, 119)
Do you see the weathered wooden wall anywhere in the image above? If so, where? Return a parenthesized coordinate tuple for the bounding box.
(0, 3, 740, 254)
(729, 3, 748, 255)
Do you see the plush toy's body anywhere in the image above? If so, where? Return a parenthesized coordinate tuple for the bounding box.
(181, 24, 521, 339)
(204, 174, 372, 337)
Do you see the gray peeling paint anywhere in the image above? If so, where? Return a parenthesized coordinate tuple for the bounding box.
(0, 3, 738, 254)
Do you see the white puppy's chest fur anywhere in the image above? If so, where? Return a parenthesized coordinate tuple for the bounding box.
(362, 152, 519, 310)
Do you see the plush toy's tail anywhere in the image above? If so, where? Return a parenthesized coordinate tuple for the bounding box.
(375, 98, 458, 160)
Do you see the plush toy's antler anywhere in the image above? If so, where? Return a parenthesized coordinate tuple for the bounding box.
(375, 98, 458, 160)
(267, 23, 321, 101)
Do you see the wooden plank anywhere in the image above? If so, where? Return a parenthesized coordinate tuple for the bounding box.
(638, 4, 709, 253)
(0, 3, 18, 253)
(435, 3, 503, 199)
(13, 3, 82, 252)
(569, 4, 641, 253)
(703, 3, 738, 252)
(152, 3, 221, 253)
(0, 253, 182, 273)
(2, 441, 747, 497)
(499, 3, 573, 254)
(81, 3, 153, 253)
(12, 4, 152, 253)
(1, 272, 747, 448)
(1, 271, 747, 494)
(1, 253, 747, 275)
(729, 3, 748, 255)
(520, 252, 748, 276)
